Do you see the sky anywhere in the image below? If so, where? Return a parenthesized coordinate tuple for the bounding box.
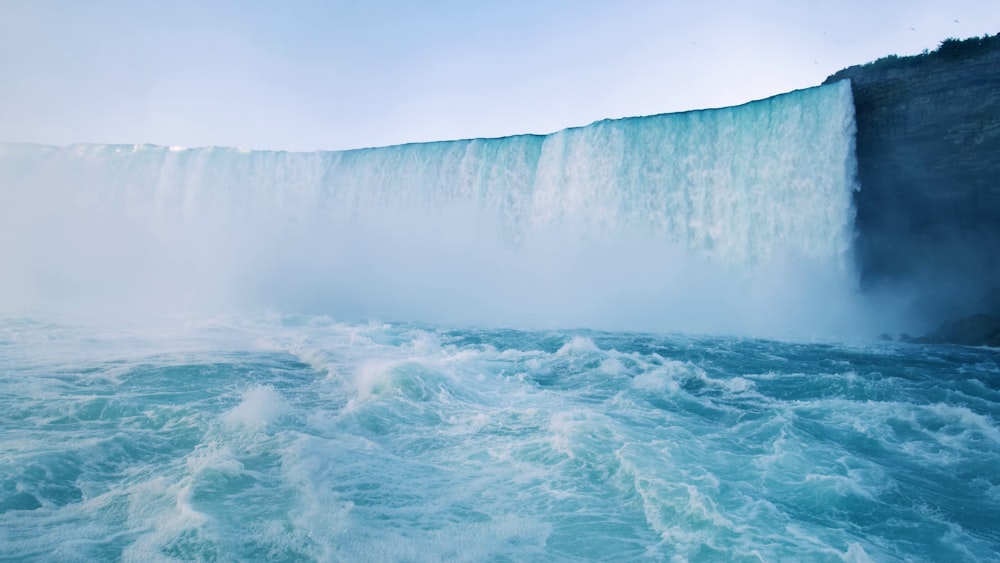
(1, 0, 998, 151)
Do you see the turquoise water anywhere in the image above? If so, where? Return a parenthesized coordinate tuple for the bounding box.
(2, 315, 997, 561)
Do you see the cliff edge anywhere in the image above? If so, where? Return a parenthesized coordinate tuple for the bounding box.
(825, 34, 1000, 342)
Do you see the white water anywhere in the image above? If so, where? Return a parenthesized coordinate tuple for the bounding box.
(0, 81, 865, 337)
(3, 315, 998, 561)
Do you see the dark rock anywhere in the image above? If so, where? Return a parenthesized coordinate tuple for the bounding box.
(915, 313, 1000, 347)
(824, 34, 1000, 326)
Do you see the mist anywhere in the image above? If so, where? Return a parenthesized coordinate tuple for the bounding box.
(0, 178, 884, 339)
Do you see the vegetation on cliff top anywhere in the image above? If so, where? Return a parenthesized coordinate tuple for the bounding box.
(825, 33, 1000, 83)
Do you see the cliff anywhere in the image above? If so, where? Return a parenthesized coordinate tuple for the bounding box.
(824, 34, 1000, 334)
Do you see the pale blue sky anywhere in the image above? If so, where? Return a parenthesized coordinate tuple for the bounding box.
(1, 0, 997, 151)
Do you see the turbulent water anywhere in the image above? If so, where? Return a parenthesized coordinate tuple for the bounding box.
(2, 80, 994, 561)
(1, 315, 998, 561)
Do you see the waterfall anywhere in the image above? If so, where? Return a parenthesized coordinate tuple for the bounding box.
(0, 81, 860, 336)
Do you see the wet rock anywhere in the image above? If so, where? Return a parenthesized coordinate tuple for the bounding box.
(915, 313, 1000, 347)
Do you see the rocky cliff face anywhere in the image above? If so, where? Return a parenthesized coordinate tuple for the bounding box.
(825, 35, 1000, 328)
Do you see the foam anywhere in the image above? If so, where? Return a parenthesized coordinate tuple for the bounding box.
(222, 386, 288, 430)
(3, 316, 998, 560)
